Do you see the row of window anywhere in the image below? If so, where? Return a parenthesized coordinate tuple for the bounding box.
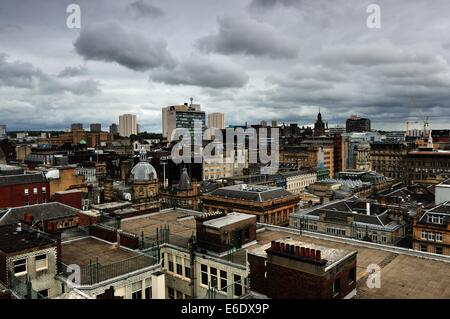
(24, 187, 46, 195)
(427, 215, 444, 225)
(164, 253, 192, 280)
(131, 278, 152, 299)
(420, 244, 444, 255)
(327, 227, 346, 236)
(200, 264, 244, 297)
(13, 254, 48, 276)
(420, 231, 443, 242)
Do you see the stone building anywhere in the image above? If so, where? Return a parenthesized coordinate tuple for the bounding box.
(370, 142, 409, 180)
(160, 168, 201, 210)
(202, 184, 300, 226)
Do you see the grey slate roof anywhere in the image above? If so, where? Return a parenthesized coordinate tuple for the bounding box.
(210, 184, 294, 202)
(0, 202, 80, 226)
(0, 172, 46, 186)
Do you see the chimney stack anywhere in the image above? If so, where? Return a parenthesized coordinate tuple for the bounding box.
(316, 250, 321, 260)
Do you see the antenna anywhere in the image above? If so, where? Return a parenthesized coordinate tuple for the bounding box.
(190, 97, 193, 106)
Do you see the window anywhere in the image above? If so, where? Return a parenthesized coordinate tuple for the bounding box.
(210, 267, 218, 289)
(436, 233, 443, 242)
(176, 290, 183, 299)
(348, 268, 356, 284)
(201, 264, 208, 286)
(435, 247, 443, 255)
(14, 258, 27, 276)
(220, 270, 228, 293)
(420, 245, 428, 252)
(333, 278, 341, 296)
(35, 254, 48, 271)
(176, 263, 183, 276)
(144, 278, 152, 299)
(42, 187, 46, 194)
(233, 274, 243, 297)
(168, 254, 174, 272)
(37, 289, 48, 299)
(24, 189, 29, 195)
(168, 288, 175, 299)
(185, 266, 191, 279)
(132, 281, 142, 299)
(33, 187, 38, 195)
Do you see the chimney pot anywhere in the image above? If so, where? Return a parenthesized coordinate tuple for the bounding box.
(310, 249, 316, 259)
(285, 243, 290, 253)
(276, 242, 281, 251)
(280, 242, 285, 253)
(301, 247, 306, 257)
(290, 245, 295, 254)
(271, 241, 276, 250)
(305, 248, 310, 258)
(316, 250, 321, 260)
(295, 246, 300, 256)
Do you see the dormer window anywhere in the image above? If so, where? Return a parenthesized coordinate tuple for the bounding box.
(427, 215, 444, 224)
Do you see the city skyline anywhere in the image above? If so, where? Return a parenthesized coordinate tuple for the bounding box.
(2, 1, 450, 132)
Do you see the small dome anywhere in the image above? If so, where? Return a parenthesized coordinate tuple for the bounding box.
(131, 161, 157, 181)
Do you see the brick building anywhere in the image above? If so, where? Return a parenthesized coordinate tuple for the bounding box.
(248, 239, 357, 299)
(0, 171, 49, 209)
(202, 184, 300, 226)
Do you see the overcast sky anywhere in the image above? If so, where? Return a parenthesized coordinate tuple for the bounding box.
(2, 0, 450, 132)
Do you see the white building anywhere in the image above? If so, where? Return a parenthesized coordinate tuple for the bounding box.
(119, 114, 137, 137)
(208, 113, 225, 130)
(281, 170, 317, 194)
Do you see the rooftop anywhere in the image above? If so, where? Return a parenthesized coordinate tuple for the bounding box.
(0, 224, 55, 253)
(0, 171, 46, 187)
(253, 227, 450, 299)
(248, 238, 355, 270)
(0, 202, 80, 226)
(202, 212, 256, 229)
(209, 184, 295, 202)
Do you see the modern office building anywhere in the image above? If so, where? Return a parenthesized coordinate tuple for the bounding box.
(208, 113, 225, 130)
(162, 101, 206, 141)
(119, 114, 137, 137)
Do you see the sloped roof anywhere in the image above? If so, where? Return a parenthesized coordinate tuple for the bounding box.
(0, 202, 80, 226)
(0, 172, 46, 187)
(210, 184, 294, 202)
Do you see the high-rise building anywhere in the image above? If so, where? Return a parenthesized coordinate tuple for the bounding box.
(162, 100, 205, 141)
(346, 115, 371, 132)
(109, 123, 119, 136)
(71, 123, 83, 131)
(90, 123, 102, 132)
(208, 112, 225, 130)
(0, 125, 6, 138)
(119, 114, 137, 137)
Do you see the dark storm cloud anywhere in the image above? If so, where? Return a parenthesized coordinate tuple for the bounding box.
(127, 0, 165, 19)
(57, 66, 88, 78)
(196, 16, 297, 59)
(151, 56, 249, 88)
(74, 21, 176, 71)
(248, 0, 299, 10)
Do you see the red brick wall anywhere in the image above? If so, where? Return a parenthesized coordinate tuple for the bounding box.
(90, 225, 117, 243)
(0, 182, 50, 208)
(119, 232, 139, 250)
(77, 213, 99, 227)
(53, 191, 82, 209)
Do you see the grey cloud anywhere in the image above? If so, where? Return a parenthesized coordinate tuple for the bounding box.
(151, 56, 249, 88)
(196, 16, 297, 59)
(0, 53, 40, 88)
(57, 66, 88, 78)
(127, 0, 165, 19)
(74, 21, 176, 71)
(0, 53, 100, 96)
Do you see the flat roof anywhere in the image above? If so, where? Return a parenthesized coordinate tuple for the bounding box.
(203, 212, 256, 229)
(254, 228, 450, 299)
(0, 224, 55, 253)
(61, 237, 139, 266)
(248, 239, 355, 270)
